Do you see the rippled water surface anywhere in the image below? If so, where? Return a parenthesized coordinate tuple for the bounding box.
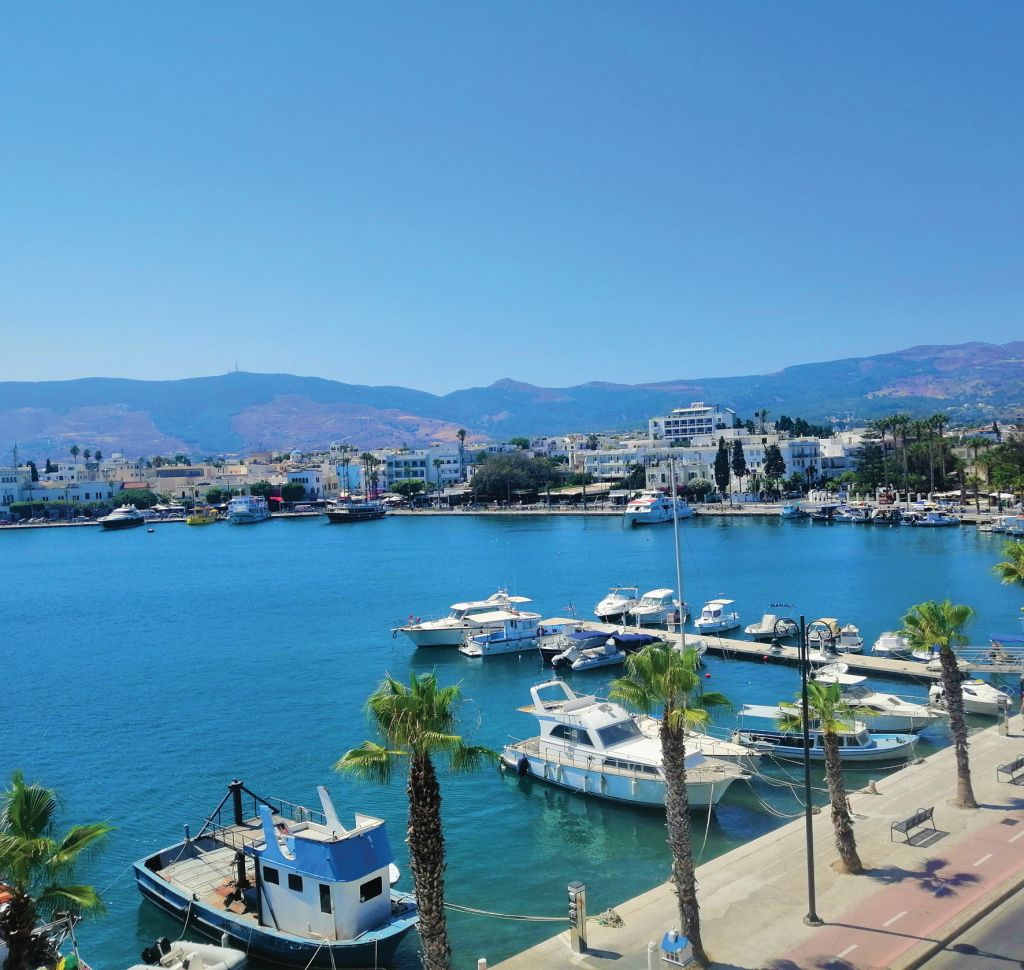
(2, 514, 1019, 968)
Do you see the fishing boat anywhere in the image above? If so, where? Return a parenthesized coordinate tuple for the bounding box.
(323, 498, 386, 523)
(629, 588, 685, 627)
(186, 506, 219, 526)
(908, 511, 960, 527)
(744, 611, 798, 642)
(623, 491, 691, 527)
(395, 590, 533, 647)
(732, 706, 918, 763)
(779, 504, 807, 519)
(929, 679, 1011, 717)
(132, 781, 417, 968)
(871, 507, 901, 525)
(807, 505, 838, 522)
(226, 496, 270, 525)
(128, 938, 247, 970)
(594, 586, 640, 622)
(458, 609, 542, 657)
(694, 599, 741, 634)
(501, 680, 748, 808)
(98, 504, 146, 530)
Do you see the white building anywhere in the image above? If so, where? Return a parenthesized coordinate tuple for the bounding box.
(649, 402, 736, 443)
(384, 447, 463, 489)
(0, 466, 33, 516)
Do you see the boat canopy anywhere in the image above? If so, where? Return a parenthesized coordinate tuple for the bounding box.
(810, 618, 841, 637)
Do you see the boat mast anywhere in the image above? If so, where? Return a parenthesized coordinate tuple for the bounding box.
(670, 457, 686, 651)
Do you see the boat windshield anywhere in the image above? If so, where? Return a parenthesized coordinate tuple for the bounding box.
(597, 720, 642, 747)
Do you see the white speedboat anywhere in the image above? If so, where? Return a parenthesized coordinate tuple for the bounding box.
(129, 939, 247, 970)
(98, 504, 146, 530)
(929, 679, 1011, 717)
(836, 624, 864, 653)
(805, 669, 943, 733)
(872, 632, 912, 658)
(501, 680, 747, 808)
(694, 599, 740, 634)
(396, 590, 533, 647)
(623, 491, 692, 527)
(629, 588, 685, 626)
(733, 705, 918, 763)
(539, 627, 608, 665)
(594, 586, 639, 622)
(552, 639, 626, 671)
(227, 495, 270, 524)
(459, 609, 542, 657)
(744, 613, 798, 642)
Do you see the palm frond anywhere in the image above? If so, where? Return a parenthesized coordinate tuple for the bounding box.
(993, 542, 1024, 587)
(449, 744, 500, 775)
(1, 772, 58, 841)
(48, 823, 113, 872)
(334, 741, 408, 786)
(36, 883, 106, 915)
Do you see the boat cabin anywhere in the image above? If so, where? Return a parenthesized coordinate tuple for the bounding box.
(698, 599, 735, 621)
(736, 704, 872, 750)
(636, 589, 675, 609)
(466, 610, 540, 642)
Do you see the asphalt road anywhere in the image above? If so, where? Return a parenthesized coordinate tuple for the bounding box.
(923, 890, 1024, 968)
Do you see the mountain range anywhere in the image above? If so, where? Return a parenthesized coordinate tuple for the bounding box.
(2, 341, 1022, 460)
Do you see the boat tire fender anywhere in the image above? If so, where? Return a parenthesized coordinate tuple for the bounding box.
(517, 756, 530, 778)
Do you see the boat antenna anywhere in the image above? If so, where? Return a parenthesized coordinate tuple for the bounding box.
(670, 457, 686, 652)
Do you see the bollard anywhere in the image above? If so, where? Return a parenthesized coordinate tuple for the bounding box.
(647, 940, 658, 970)
(568, 881, 588, 954)
(477, 960, 488, 970)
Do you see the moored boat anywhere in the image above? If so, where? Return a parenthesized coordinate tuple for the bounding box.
(872, 631, 912, 658)
(780, 504, 807, 519)
(836, 624, 864, 653)
(623, 491, 691, 527)
(929, 679, 1011, 717)
(744, 612, 798, 642)
(629, 588, 685, 627)
(908, 511, 960, 527)
(458, 609, 542, 657)
(395, 590, 532, 647)
(132, 781, 417, 968)
(694, 598, 740, 634)
(98, 504, 146, 530)
(552, 639, 626, 671)
(594, 586, 639, 622)
(323, 498, 386, 523)
(128, 938, 247, 970)
(226, 496, 270, 525)
(186, 506, 219, 526)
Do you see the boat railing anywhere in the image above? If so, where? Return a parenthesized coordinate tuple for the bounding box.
(198, 784, 328, 847)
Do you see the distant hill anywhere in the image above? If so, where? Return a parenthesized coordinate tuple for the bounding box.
(2, 341, 1022, 459)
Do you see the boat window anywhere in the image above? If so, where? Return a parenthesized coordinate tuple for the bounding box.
(288, 873, 303, 892)
(549, 725, 593, 746)
(360, 875, 383, 903)
(263, 866, 280, 885)
(319, 884, 333, 914)
(597, 721, 642, 746)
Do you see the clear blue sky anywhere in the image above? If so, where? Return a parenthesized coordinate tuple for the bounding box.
(2, 1, 1021, 394)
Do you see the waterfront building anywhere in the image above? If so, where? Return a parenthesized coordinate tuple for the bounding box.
(21, 479, 116, 506)
(384, 446, 462, 489)
(649, 402, 736, 443)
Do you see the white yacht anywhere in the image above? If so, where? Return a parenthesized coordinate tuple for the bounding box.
(501, 680, 747, 808)
(806, 669, 943, 733)
(227, 495, 270, 524)
(836, 624, 864, 653)
(744, 613, 798, 642)
(694, 599, 740, 634)
(98, 504, 146, 530)
(594, 586, 639, 622)
(396, 590, 533, 647)
(458, 609, 542, 657)
(872, 632, 912, 659)
(623, 491, 692, 527)
(929, 679, 1011, 717)
(629, 588, 685, 627)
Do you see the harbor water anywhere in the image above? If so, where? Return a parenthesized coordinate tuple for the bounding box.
(2, 514, 1020, 968)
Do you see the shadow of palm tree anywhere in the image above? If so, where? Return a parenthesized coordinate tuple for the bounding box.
(867, 856, 979, 897)
(766, 959, 857, 970)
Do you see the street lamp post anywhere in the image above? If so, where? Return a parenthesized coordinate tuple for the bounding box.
(799, 614, 823, 926)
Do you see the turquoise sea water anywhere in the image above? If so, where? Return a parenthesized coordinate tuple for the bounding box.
(2, 515, 1021, 969)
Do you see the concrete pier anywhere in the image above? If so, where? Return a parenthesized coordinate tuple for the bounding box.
(491, 722, 1024, 970)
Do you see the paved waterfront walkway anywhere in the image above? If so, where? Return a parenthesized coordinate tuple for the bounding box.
(491, 723, 1024, 970)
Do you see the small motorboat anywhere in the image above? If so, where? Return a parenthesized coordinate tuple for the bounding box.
(552, 639, 627, 671)
(807, 505, 838, 522)
(929, 679, 1011, 717)
(909, 511, 960, 527)
(806, 618, 841, 652)
(594, 586, 640, 622)
(872, 632, 912, 658)
(129, 938, 247, 970)
(629, 589, 684, 626)
(538, 627, 609, 665)
(780, 504, 807, 519)
(836, 624, 864, 653)
(694, 599, 740, 634)
(744, 612, 798, 642)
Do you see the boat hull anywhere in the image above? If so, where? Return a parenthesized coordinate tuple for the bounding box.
(100, 517, 146, 530)
(133, 862, 414, 969)
(398, 625, 469, 647)
(460, 636, 539, 657)
(228, 514, 270, 525)
(324, 509, 386, 523)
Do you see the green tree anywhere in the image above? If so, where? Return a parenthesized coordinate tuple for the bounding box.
(335, 674, 495, 970)
(249, 480, 274, 498)
(610, 645, 729, 968)
(0, 771, 112, 970)
(93, 450, 102, 463)
(901, 600, 978, 808)
(456, 429, 467, 481)
(586, 434, 600, 451)
(623, 463, 647, 491)
(757, 409, 769, 434)
(469, 453, 552, 501)
(730, 440, 747, 491)
(114, 488, 160, 509)
(82, 448, 91, 461)
(507, 436, 531, 450)
(44, 459, 55, 474)
(204, 488, 225, 505)
(993, 541, 1024, 589)
(280, 482, 305, 502)
(777, 683, 870, 873)
(391, 479, 426, 498)
(763, 444, 786, 492)
(713, 437, 731, 497)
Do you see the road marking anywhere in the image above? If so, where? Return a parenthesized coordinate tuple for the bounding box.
(883, 910, 907, 927)
(973, 853, 993, 867)
(836, 944, 858, 959)
(1010, 831, 1024, 844)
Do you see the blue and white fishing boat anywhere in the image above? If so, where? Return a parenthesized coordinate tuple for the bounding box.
(731, 706, 918, 763)
(779, 504, 807, 519)
(133, 781, 418, 968)
(458, 608, 542, 656)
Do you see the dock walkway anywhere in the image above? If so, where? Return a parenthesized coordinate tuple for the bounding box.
(491, 722, 1024, 970)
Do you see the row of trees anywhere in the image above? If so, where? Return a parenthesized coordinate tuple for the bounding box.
(712, 437, 788, 499)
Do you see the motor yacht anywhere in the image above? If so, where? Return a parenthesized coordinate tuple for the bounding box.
(629, 589, 685, 627)
(806, 669, 943, 733)
(323, 498, 386, 523)
(872, 632, 912, 658)
(623, 491, 692, 527)
(98, 504, 147, 530)
(227, 496, 270, 524)
(501, 680, 747, 808)
(694, 599, 740, 634)
(458, 609, 542, 657)
(396, 590, 533, 647)
(744, 612, 798, 642)
(836, 624, 864, 653)
(929, 679, 1011, 717)
(594, 586, 640, 622)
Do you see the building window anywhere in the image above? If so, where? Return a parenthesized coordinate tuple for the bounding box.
(359, 876, 383, 903)
(288, 873, 303, 892)
(263, 866, 279, 885)
(320, 883, 333, 913)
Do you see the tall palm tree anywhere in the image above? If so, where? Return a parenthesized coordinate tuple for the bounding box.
(890, 414, 911, 497)
(456, 428, 467, 481)
(68, 444, 79, 463)
(932, 413, 949, 485)
(0, 771, 112, 970)
(335, 673, 496, 970)
(901, 600, 977, 809)
(993, 541, 1024, 588)
(610, 644, 729, 968)
(777, 683, 871, 874)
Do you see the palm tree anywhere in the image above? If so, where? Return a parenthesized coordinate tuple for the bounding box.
(994, 541, 1024, 588)
(932, 413, 949, 485)
(901, 600, 977, 809)
(335, 673, 496, 970)
(0, 771, 112, 970)
(757, 408, 769, 434)
(890, 414, 911, 497)
(777, 683, 870, 874)
(68, 444, 79, 463)
(610, 644, 729, 968)
(432, 458, 444, 507)
(456, 429, 467, 481)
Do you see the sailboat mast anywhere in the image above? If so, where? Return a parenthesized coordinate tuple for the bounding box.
(670, 457, 686, 651)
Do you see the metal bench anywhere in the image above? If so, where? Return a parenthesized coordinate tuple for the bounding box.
(891, 806, 936, 842)
(997, 753, 1024, 783)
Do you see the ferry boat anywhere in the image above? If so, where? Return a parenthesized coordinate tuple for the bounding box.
(623, 491, 692, 527)
(732, 705, 918, 763)
(323, 498, 386, 523)
(629, 588, 686, 627)
(594, 586, 640, 622)
(396, 590, 533, 647)
(132, 781, 417, 967)
(227, 495, 270, 525)
(929, 679, 1011, 717)
(694, 599, 741, 634)
(186, 506, 219, 526)
(98, 504, 146, 530)
(501, 680, 748, 808)
(458, 609, 542, 657)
